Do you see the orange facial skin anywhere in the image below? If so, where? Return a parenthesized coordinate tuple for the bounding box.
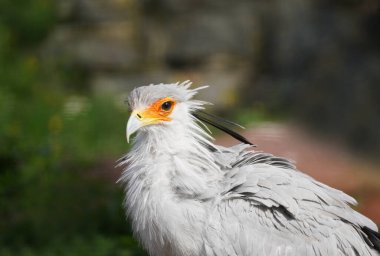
(137, 97, 176, 123)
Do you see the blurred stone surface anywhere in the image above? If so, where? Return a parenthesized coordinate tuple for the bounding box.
(165, 7, 257, 62)
(56, 0, 134, 22)
(43, 21, 139, 71)
(91, 71, 171, 95)
(240, 0, 380, 155)
(46, 0, 380, 154)
(47, 0, 259, 106)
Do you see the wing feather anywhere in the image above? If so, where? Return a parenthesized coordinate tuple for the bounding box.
(203, 145, 379, 256)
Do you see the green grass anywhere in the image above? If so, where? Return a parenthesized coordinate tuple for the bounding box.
(0, 235, 146, 256)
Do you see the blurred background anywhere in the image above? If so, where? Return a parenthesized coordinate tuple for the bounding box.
(0, 0, 379, 255)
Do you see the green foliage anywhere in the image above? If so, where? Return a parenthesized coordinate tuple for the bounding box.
(0, 87, 134, 247)
(0, 236, 146, 256)
(0, 1, 145, 255)
(0, 0, 56, 46)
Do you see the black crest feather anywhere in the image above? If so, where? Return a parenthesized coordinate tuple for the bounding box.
(193, 110, 254, 146)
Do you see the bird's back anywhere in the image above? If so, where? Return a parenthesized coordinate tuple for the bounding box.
(202, 144, 379, 256)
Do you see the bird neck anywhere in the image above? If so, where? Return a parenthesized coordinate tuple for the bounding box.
(119, 115, 220, 255)
(122, 116, 221, 199)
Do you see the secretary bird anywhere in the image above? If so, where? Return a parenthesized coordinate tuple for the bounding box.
(118, 81, 380, 256)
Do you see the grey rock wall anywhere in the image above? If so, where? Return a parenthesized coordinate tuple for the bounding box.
(44, 0, 380, 154)
(45, 0, 261, 107)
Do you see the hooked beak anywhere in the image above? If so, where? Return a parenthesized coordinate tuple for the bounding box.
(126, 110, 164, 143)
(126, 111, 143, 143)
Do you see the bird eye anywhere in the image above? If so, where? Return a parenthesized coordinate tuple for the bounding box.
(161, 101, 173, 111)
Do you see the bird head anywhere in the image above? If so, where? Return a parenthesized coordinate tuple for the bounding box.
(126, 81, 253, 145)
(126, 81, 207, 143)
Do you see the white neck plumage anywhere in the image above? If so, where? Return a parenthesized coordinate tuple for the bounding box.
(118, 108, 222, 255)
(119, 106, 221, 202)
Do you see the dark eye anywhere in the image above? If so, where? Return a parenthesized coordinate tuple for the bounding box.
(161, 101, 173, 111)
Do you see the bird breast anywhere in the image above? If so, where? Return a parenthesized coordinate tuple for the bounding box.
(124, 154, 213, 256)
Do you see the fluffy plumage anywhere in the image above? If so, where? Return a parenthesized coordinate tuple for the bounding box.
(118, 81, 380, 256)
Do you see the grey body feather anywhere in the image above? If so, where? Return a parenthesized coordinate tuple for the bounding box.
(119, 82, 379, 256)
